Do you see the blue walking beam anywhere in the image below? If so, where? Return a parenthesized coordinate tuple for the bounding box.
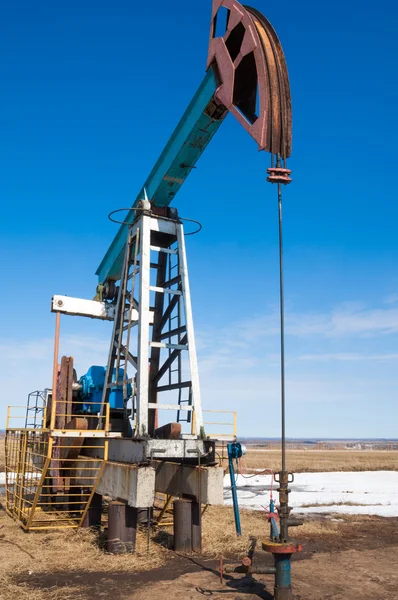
(96, 67, 225, 284)
(96, 0, 292, 285)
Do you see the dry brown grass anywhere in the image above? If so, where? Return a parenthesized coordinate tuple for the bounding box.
(241, 448, 398, 473)
(201, 505, 341, 556)
(157, 504, 319, 558)
(1, 436, 396, 598)
(301, 501, 382, 508)
(0, 496, 166, 600)
(0, 500, 341, 593)
(202, 506, 263, 557)
(202, 506, 391, 553)
(0, 494, 393, 600)
(156, 506, 342, 559)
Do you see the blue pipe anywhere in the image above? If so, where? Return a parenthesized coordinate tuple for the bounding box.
(269, 499, 280, 540)
(227, 442, 242, 536)
(274, 554, 292, 599)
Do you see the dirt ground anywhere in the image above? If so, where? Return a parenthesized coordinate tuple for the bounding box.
(1, 438, 398, 598)
(1, 498, 397, 600)
(117, 542, 398, 600)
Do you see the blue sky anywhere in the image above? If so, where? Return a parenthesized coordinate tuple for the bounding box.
(0, 0, 397, 437)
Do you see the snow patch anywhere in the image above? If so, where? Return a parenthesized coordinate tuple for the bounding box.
(223, 471, 398, 517)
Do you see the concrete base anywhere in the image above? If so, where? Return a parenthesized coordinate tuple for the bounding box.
(154, 461, 224, 505)
(75, 458, 223, 509)
(97, 462, 155, 508)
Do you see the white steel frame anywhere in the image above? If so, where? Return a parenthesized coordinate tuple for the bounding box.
(101, 212, 204, 437)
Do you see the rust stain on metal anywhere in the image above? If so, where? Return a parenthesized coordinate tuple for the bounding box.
(247, 7, 292, 159)
(163, 175, 184, 185)
(207, 0, 292, 158)
(262, 540, 303, 554)
(154, 422, 182, 439)
(267, 167, 292, 185)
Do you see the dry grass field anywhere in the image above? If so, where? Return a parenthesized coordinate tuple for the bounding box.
(1, 437, 398, 598)
(240, 448, 398, 472)
(0, 503, 165, 599)
(0, 500, 397, 600)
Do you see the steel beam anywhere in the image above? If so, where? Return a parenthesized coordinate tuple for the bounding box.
(107, 501, 137, 554)
(136, 214, 151, 436)
(51, 295, 115, 320)
(81, 438, 212, 462)
(174, 499, 193, 552)
(81, 491, 102, 528)
(177, 223, 203, 434)
(191, 499, 202, 553)
(75, 459, 223, 507)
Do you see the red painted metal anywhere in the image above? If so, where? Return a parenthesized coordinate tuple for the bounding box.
(262, 540, 303, 554)
(267, 510, 279, 522)
(241, 555, 252, 567)
(154, 422, 182, 439)
(207, 0, 292, 157)
(266, 167, 292, 185)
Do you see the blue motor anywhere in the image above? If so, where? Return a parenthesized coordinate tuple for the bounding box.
(78, 366, 128, 413)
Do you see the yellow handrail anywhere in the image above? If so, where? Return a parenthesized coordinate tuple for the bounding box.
(193, 408, 237, 439)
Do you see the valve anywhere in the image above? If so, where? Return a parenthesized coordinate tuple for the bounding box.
(227, 442, 246, 459)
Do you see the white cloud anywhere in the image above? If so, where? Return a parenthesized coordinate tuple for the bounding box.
(324, 305, 398, 337)
(0, 334, 110, 427)
(1, 297, 398, 435)
(298, 353, 398, 362)
(200, 302, 398, 342)
(195, 301, 398, 381)
(0, 339, 53, 363)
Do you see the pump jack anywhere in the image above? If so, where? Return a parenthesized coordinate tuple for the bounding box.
(6, 2, 302, 598)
